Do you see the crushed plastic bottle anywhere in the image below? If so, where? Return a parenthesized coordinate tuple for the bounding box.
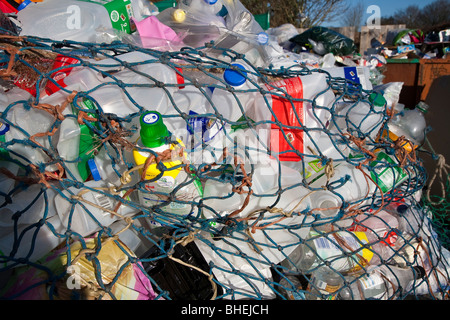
(386, 101, 429, 152)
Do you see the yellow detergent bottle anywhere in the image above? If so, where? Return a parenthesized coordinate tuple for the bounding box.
(133, 111, 203, 216)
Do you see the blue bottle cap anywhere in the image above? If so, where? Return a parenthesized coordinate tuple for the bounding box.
(0, 122, 9, 135)
(257, 32, 269, 45)
(88, 158, 101, 181)
(204, 0, 218, 4)
(17, 0, 32, 11)
(223, 63, 247, 87)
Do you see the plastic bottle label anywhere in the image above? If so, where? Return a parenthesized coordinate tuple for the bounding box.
(76, 0, 136, 34)
(369, 151, 408, 194)
(311, 231, 374, 272)
(45, 55, 80, 95)
(134, 139, 203, 215)
(358, 273, 386, 299)
(266, 76, 304, 162)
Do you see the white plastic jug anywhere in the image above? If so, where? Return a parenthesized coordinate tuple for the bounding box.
(330, 92, 387, 141)
(54, 180, 139, 238)
(18, 0, 137, 42)
(4, 102, 58, 171)
(247, 72, 335, 163)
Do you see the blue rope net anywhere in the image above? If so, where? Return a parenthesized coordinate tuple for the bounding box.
(0, 31, 449, 301)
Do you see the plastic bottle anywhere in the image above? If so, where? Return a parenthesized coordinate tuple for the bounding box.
(3, 102, 57, 171)
(351, 209, 400, 239)
(330, 92, 387, 141)
(17, 0, 137, 42)
(54, 179, 139, 238)
(156, 1, 226, 48)
(203, 178, 341, 225)
(208, 62, 259, 129)
(280, 227, 402, 274)
(64, 51, 186, 117)
(87, 143, 130, 186)
(56, 97, 101, 182)
(338, 264, 425, 300)
(179, 0, 225, 16)
(131, 0, 159, 20)
(321, 66, 373, 91)
(132, 111, 203, 216)
(0, 214, 64, 267)
(0, 186, 65, 267)
(278, 275, 305, 300)
(246, 72, 335, 163)
(386, 101, 429, 153)
(305, 265, 345, 300)
(307, 149, 411, 208)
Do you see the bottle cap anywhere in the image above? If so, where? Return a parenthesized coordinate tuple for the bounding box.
(173, 9, 186, 23)
(139, 111, 169, 148)
(416, 101, 429, 114)
(204, 0, 218, 4)
(88, 158, 101, 181)
(369, 92, 386, 108)
(396, 204, 409, 214)
(17, 0, 31, 11)
(0, 122, 10, 135)
(257, 32, 269, 45)
(224, 63, 247, 87)
(413, 266, 426, 279)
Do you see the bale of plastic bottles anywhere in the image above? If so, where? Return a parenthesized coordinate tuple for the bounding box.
(0, 0, 449, 300)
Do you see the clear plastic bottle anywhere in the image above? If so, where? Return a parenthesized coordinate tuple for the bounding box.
(281, 228, 402, 274)
(87, 144, 130, 186)
(386, 101, 429, 152)
(305, 265, 345, 300)
(278, 275, 305, 300)
(64, 51, 186, 117)
(338, 264, 425, 300)
(132, 111, 203, 216)
(18, 0, 137, 42)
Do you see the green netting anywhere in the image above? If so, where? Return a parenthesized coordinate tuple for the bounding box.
(0, 31, 449, 301)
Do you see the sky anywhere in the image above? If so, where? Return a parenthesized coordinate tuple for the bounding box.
(361, 0, 435, 18)
(325, 0, 438, 26)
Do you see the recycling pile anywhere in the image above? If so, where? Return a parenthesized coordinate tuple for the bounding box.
(0, 0, 449, 300)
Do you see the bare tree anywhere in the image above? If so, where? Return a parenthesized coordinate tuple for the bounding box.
(380, 0, 450, 30)
(241, 0, 348, 28)
(341, 0, 364, 29)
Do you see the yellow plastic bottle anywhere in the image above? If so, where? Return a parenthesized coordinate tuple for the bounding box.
(133, 111, 203, 216)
